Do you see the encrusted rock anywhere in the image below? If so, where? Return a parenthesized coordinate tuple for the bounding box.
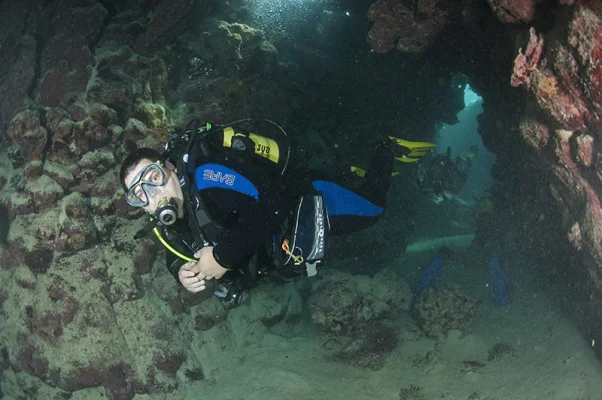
(78, 149, 117, 175)
(332, 322, 398, 370)
(124, 118, 148, 142)
(412, 285, 479, 339)
(55, 193, 98, 251)
(568, 222, 582, 250)
(0, 29, 36, 132)
(132, 101, 168, 128)
(193, 297, 228, 331)
(487, 342, 514, 361)
(49, 119, 75, 161)
(250, 281, 303, 328)
(8, 110, 48, 162)
(24, 160, 44, 180)
(519, 116, 550, 150)
(44, 161, 76, 189)
(72, 118, 109, 156)
(88, 103, 117, 127)
(90, 196, 115, 216)
(310, 268, 411, 335)
(487, 0, 539, 24)
(24, 175, 64, 207)
(575, 134, 594, 167)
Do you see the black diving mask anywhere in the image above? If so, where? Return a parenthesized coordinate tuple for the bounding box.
(125, 161, 167, 207)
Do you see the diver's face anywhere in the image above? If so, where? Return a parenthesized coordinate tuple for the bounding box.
(124, 158, 184, 217)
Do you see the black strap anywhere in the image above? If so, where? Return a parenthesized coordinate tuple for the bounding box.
(177, 165, 209, 247)
(173, 122, 209, 247)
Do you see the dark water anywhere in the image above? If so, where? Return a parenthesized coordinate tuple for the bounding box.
(0, 203, 8, 243)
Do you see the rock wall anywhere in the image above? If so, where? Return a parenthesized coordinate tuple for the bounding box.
(365, 0, 602, 357)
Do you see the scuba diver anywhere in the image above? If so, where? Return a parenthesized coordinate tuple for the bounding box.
(418, 145, 478, 200)
(119, 119, 436, 304)
(413, 185, 511, 306)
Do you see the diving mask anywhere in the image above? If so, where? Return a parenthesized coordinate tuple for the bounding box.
(125, 161, 167, 207)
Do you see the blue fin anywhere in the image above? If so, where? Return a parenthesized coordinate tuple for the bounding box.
(414, 254, 445, 296)
(488, 256, 511, 306)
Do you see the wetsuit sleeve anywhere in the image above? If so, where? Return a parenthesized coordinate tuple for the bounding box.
(166, 251, 184, 284)
(211, 178, 288, 270)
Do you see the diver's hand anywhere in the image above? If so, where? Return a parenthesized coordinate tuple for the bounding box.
(178, 263, 206, 293)
(192, 246, 228, 280)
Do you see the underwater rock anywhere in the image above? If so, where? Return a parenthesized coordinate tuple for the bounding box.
(89, 102, 117, 127)
(519, 115, 550, 150)
(513, 8, 602, 131)
(48, 119, 76, 162)
(23, 175, 65, 207)
(90, 196, 115, 216)
(366, 0, 455, 53)
(39, 3, 108, 107)
(487, 342, 514, 361)
(54, 194, 98, 251)
(23, 247, 54, 275)
(78, 149, 117, 177)
(332, 322, 399, 370)
(132, 238, 157, 275)
(575, 134, 594, 167)
(132, 100, 169, 128)
(44, 107, 72, 134)
(135, 0, 198, 54)
(0, 0, 37, 131)
(72, 117, 110, 156)
(24, 160, 43, 180)
(43, 161, 76, 189)
(399, 385, 427, 400)
(15, 345, 49, 381)
(25, 284, 79, 344)
(250, 282, 291, 327)
(124, 118, 149, 142)
(249, 281, 305, 330)
(87, 42, 167, 115)
(310, 268, 411, 335)
(193, 297, 228, 331)
(413, 285, 479, 339)
(7, 110, 48, 162)
(510, 27, 544, 88)
(487, 0, 542, 24)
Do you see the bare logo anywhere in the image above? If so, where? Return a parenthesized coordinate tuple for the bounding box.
(203, 169, 236, 186)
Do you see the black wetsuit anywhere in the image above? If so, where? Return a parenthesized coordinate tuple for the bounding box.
(164, 141, 395, 282)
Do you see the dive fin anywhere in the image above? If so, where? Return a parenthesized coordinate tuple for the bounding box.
(389, 137, 436, 162)
(488, 256, 511, 306)
(414, 254, 445, 296)
(350, 166, 399, 178)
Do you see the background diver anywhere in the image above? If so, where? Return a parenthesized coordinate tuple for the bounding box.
(413, 186, 512, 306)
(119, 120, 436, 303)
(418, 145, 478, 200)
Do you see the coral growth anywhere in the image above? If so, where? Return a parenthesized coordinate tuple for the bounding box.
(511, 27, 544, 87)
